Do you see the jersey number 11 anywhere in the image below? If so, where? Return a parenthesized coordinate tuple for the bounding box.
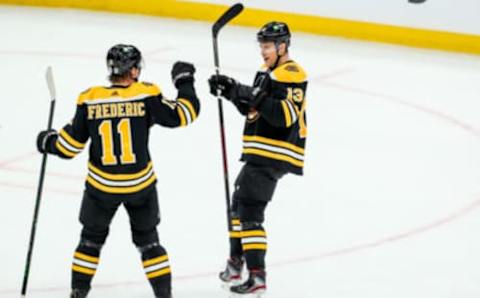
(98, 119, 136, 165)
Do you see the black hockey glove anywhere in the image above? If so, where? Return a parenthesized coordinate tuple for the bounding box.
(209, 74, 266, 108)
(234, 84, 266, 109)
(208, 74, 237, 100)
(171, 61, 195, 88)
(36, 129, 57, 154)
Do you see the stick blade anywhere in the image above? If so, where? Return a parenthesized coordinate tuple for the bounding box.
(45, 66, 56, 101)
(212, 3, 244, 37)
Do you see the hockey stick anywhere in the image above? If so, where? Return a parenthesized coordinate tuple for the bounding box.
(21, 66, 57, 297)
(212, 3, 244, 233)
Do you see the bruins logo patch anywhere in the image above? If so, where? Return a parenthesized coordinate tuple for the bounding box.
(285, 65, 299, 72)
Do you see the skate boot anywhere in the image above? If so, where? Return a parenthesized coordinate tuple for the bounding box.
(155, 292, 171, 298)
(153, 284, 172, 298)
(230, 269, 266, 296)
(219, 256, 244, 284)
(70, 288, 89, 298)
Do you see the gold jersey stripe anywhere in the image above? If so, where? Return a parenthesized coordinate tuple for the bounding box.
(243, 135, 304, 154)
(243, 148, 304, 168)
(289, 98, 301, 115)
(281, 100, 292, 127)
(143, 255, 169, 267)
(88, 162, 153, 181)
(55, 141, 77, 157)
(60, 129, 85, 149)
(77, 82, 161, 105)
(72, 265, 96, 275)
(177, 105, 187, 126)
(74, 252, 99, 263)
(86, 173, 156, 194)
(146, 267, 171, 279)
(241, 230, 267, 237)
(242, 243, 268, 251)
(178, 98, 197, 120)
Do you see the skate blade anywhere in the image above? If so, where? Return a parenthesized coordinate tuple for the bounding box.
(228, 289, 266, 298)
(221, 278, 243, 291)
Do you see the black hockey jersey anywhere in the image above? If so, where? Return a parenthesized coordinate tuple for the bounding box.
(46, 81, 200, 198)
(240, 61, 307, 175)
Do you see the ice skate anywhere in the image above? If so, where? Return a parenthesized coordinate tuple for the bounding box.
(70, 288, 89, 298)
(229, 269, 266, 297)
(220, 256, 244, 289)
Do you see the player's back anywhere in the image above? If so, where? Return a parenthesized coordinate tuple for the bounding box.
(77, 82, 161, 198)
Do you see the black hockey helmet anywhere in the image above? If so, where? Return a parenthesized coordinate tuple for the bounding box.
(257, 21, 291, 47)
(106, 44, 143, 76)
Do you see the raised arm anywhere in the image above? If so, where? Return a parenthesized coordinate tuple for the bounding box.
(146, 61, 200, 128)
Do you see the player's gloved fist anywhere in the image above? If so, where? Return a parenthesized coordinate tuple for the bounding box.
(36, 129, 57, 153)
(234, 85, 266, 108)
(171, 61, 195, 88)
(208, 74, 237, 100)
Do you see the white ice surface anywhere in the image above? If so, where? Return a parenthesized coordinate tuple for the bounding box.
(1, 5, 480, 298)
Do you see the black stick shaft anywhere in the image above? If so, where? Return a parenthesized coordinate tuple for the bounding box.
(213, 35, 233, 233)
(212, 3, 243, 234)
(21, 96, 55, 297)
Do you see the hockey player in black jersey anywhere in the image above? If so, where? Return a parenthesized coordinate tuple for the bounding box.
(209, 21, 308, 295)
(36, 44, 200, 298)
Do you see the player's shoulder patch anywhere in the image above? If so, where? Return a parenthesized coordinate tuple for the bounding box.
(285, 64, 300, 73)
(271, 61, 307, 84)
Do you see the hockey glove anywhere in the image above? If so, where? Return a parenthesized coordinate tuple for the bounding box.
(36, 129, 57, 154)
(208, 74, 237, 100)
(209, 75, 266, 109)
(233, 84, 266, 109)
(171, 61, 195, 88)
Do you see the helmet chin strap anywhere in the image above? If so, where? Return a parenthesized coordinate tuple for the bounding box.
(271, 42, 285, 70)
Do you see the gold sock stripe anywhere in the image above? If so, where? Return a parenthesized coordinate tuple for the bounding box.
(74, 252, 99, 263)
(229, 231, 242, 238)
(242, 243, 268, 251)
(146, 267, 171, 279)
(143, 255, 169, 267)
(72, 264, 96, 275)
(231, 218, 242, 234)
(241, 230, 267, 238)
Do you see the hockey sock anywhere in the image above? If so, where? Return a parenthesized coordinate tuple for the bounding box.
(241, 222, 267, 270)
(229, 217, 243, 258)
(139, 242, 171, 296)
(71, 240, 102, 291)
